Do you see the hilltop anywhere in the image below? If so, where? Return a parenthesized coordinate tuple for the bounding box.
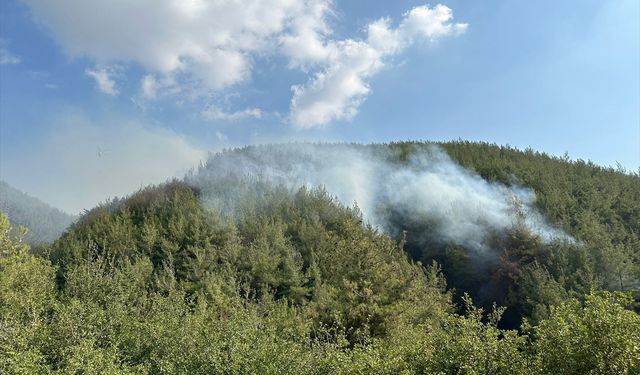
(2, 141, 639, 373)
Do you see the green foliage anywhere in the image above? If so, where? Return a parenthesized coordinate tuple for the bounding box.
(0, 213, 57, 373)
(530, 292, 640, 374)
(2, 140, 639, 373)
(381, 141, 639, 327)
(439, 140, 640, 291)
(50, 181, 452, 344)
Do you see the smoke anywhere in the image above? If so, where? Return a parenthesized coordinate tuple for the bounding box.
(1, 111, 206, 214)
(190, 143, 571, 251)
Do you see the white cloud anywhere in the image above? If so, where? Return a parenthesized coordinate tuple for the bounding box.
(0, 49, 20, 64)
(215, 131, 228, 141)
(23, 0, 325, 94)
(289, 40, 381, 127)
(1, 112, 206, 213)
(289, 4, 467, 128)
(0, 39, 20, 64)
(140, 75, 159, 100)
(137, 74, 188, 102)
(279, 0, 334, 70)
(85, 66, 120, 96)
(202, 105, 263, 121)
(22, 1, 466, 128)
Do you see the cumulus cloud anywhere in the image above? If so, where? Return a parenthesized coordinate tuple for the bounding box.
(85, 66, 120, 96)
(22, 1, 465, 127)
(279, 0, 334, 70)
(23, 0, 315, 91)
(289, 5, 467, 128)
(289, 40, 381, 127)
(1, 112, 206, 213)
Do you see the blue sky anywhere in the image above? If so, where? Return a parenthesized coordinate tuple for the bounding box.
(0, 0, 638, 213)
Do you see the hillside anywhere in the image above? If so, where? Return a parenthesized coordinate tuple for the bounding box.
(0, 181, 76, 244)
(1, 141, 639, 373)
(190, 142, 640, 324)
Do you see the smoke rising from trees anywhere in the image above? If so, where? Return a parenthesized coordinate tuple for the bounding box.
(191, 143, 571, 251)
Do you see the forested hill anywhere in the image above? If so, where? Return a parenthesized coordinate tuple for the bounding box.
(189, 141, 640, 326)
(0, 180, 76, 244)
(2, 141, 639, 373)
(425, 141, 640, 323)
(440, 141, 640, 244)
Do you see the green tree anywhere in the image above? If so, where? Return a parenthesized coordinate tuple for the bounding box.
(530, 292, 640, 374)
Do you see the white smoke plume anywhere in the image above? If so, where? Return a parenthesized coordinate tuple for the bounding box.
(190, 143, 572, 250)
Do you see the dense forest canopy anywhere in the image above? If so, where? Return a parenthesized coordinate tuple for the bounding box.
(1, 141, 639, 373)
(190, 141, 639, 326)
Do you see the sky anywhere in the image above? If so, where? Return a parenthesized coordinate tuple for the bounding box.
(0, 0, 638, 214)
